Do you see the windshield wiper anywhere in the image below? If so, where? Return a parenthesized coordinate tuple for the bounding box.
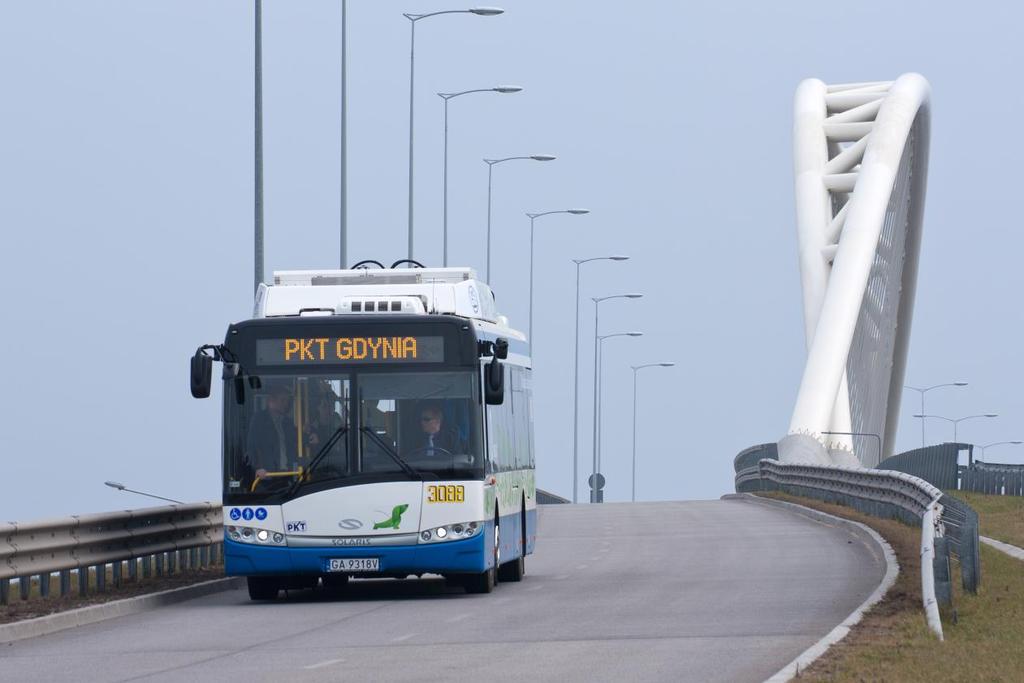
(359, 427, 422, 481)
(287, 426, 349, 495)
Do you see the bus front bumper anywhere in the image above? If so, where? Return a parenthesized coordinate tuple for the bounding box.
(224, 529, 489, 577)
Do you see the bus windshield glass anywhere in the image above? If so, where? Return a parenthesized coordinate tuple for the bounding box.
(223, 370, 484, 502)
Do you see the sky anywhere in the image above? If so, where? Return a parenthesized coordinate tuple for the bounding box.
(2, 0, 1023, 519)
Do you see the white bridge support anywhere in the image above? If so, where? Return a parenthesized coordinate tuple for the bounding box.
(780, 74, 931, 468)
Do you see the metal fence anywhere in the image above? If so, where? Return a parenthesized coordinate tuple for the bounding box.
(959, 463, 1024, 496)
(876, 443, 965, 490)
(1, 503, 223, 605)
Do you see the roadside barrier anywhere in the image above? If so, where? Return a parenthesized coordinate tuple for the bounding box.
(732, 451, 987, 640)
(1, 503, 223, 605)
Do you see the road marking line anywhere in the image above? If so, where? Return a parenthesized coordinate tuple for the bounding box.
(575, 564, 588, 570)
(446, 613, 471, 623)
(304, 658, 346, 670)
(391, 633, 416, 643)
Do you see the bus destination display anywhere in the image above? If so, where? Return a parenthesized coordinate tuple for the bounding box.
(257, 336, 444, 365)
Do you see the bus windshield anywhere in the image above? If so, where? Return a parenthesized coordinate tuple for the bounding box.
(224, 369, 484, 502)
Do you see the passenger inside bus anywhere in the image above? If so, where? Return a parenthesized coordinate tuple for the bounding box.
(245, 381, 300, 479)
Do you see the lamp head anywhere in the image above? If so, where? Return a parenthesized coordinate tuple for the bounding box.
(530, 154, 556, 161)
(105, 481, 126, 490)
(568, 209, 590, 215)
(494, 85, 523, 93)
(954, 381, 968, 386)
(626, 332, 643, 337)
(659, 362, 675, 367)
(984, 413, 998, 418)
(625, 293, 643, 299)
(469, 7, 505, 16)
(609, 255, 629, 261)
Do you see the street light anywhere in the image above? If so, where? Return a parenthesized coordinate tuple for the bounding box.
(912, 413, 998, 443)
(905, 382, 968, 448)
(592, 330, 642, 502)
(570, 256, 629, 503)
(104, 481, 184, 505)
(631, 362, 674, 502)
(254, 0, 264, 294)
(525, 209, 589, 340)
(976, 440, 1023, 463)
(404, 7, 505, 261)
(483, 155, 556, 281)
(439, 86, 522, 267)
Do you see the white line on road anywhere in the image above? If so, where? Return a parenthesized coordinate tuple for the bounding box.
(391, 633, 417, 643)
(303, 658, 346, 670)
(446, 613, 471, 623)
(575, 564, 588, 570)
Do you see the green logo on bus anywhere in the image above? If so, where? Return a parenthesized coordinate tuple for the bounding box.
(373, 504, 409, 530)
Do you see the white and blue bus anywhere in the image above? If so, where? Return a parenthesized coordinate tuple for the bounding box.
(190, 265, 536, 599)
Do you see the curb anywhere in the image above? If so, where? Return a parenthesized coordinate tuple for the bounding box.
(0, 576, 245, 645)
(720, 493, 900, 683)
(981, 535, 1024, 562)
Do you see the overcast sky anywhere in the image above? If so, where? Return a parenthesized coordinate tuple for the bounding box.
(2, 1, 1022, 519)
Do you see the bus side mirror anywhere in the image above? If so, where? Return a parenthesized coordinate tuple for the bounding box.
(494, 338, 509, 360)
(190, 352, 212, 399)
(485, 357, 504, 405)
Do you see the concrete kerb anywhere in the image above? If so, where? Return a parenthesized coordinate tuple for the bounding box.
(720, 493, 900, 683)
(0, 576, 245, 645)
(980, 536, 1024, 563)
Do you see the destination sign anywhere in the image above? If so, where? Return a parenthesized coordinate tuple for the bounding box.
(256, 336, 444, 365)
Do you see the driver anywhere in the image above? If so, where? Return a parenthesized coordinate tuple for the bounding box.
(415, 403, 460, 457)
(246, 382, 299, 480)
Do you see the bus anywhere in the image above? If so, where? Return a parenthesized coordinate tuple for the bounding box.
(189, 264, 536, 599)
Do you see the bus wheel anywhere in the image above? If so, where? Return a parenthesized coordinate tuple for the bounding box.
(247, 576, 279, 601)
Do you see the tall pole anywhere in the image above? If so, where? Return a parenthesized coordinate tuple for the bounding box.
(632, 369, 638, 502)
(406, 19, 416, 260)
(339, 0, 347, 268)
(443, 96, 450, 266)
(486, 162, 494, 281)
(572, 262, 582, 503)
(253, 0, 264, 294)
(920, 392, 925, 448)
(590, 303, 600, 503)
(529, 215, 536, 340)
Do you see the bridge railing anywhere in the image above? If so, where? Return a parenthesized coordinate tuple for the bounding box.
(1, 503, 223, 605)
(734, 453, 975, 639)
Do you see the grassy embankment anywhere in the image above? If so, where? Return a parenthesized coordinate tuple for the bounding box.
(758, 492, 1024, 682)
(949, 490, 1024, 549)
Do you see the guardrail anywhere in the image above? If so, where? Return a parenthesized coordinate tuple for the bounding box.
(1, 503, 223, 605)
(734, 454, 984, 640)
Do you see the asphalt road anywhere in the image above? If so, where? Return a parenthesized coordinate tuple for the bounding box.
(0, 499, 885, 683)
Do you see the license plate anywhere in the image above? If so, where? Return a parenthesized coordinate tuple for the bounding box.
(327, 558, 379, 572)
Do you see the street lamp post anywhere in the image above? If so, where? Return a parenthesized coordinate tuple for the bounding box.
(340, 0, 347, 268)
(525, 209, 589, 340)
(912, 413, 998, 443)
(254, 0, 264, 294)
(483, 154, 555, 281)
(404, 7, 504, 261)
(439, 86, 522, 266)
(104, 481, 184, 505)
(570, 257, 629, 503)
(822, 430, 882, 464)
(905, 382, 968, 448)
(593, 330, 642, 502)
(631, 363, 674, 502)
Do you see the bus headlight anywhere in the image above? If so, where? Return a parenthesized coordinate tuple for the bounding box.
(419, 521, 482, 544)
(227, 526, 287, 546)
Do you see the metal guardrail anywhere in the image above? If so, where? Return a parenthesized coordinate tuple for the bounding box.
(737, 456, 955, 639)
(959, 464, 1024, 496)
(1, 503, 223, 605)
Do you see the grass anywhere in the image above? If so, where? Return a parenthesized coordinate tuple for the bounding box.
(948, 491, 1024, 549)
(758, 492, 1024, 682)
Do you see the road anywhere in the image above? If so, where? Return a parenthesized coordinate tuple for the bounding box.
(0, 499, 885, 682)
